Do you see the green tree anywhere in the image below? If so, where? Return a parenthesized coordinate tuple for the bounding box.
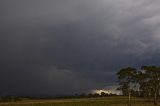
(117, 67, 137, 106)
(141, 66, 160, 105)
(136, 70, 152, 99)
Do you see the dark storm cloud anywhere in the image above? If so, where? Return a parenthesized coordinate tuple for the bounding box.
(1, 0, 160, 95)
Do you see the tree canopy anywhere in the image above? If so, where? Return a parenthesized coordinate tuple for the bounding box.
(117, 65, 160, 105)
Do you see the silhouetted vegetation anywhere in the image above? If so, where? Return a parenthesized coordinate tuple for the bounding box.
(50, 93, 117, 99)
(117, 65, 160, 105)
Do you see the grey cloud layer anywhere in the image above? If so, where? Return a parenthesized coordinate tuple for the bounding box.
(0, 0, 160, 95)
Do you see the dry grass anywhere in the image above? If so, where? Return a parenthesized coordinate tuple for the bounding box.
(0, 96, 158, 106)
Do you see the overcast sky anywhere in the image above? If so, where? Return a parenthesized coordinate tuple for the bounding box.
(1, 0, 160, 96)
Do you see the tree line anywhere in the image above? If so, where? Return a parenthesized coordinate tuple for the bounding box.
(49, 93, 117, 99)
(117, 65, 160, 105)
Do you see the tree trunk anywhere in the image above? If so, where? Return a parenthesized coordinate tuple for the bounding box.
(153, 86, 158, 105)
(128, 91, 131, 106)
(154, 92, 157, 105)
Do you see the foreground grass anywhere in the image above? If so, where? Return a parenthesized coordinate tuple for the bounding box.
(0, 96, 157, 106)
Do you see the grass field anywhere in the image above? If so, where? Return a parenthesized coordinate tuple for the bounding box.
(0, 96, 158, 106)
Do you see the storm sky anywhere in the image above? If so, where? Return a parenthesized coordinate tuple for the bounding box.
(1, 0, 160, 96)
